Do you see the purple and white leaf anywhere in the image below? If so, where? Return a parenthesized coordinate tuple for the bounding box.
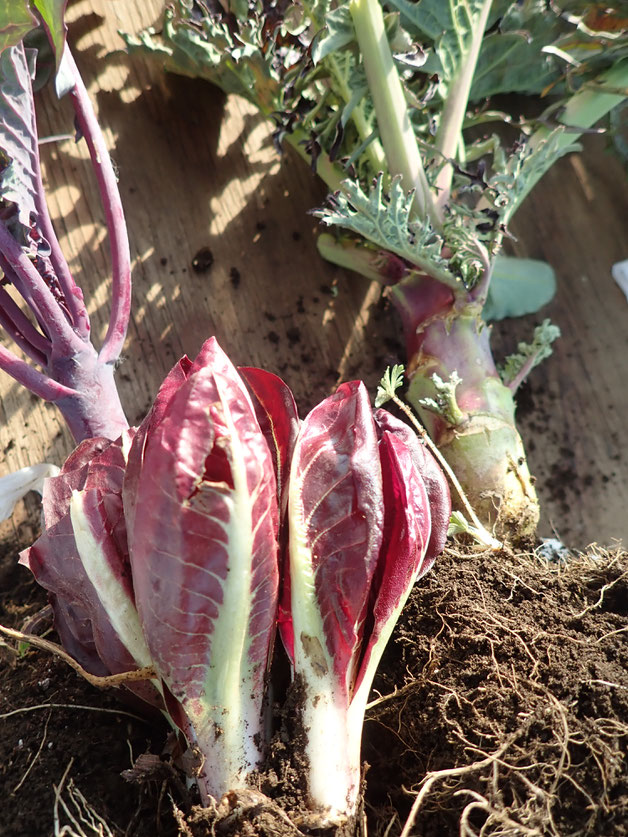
(374, 408, 451, 573)
(282, 381, 448, 822)
(283, 380, 384, 698)
(126, 337, 280, 800)
(19, 431, 149, 681)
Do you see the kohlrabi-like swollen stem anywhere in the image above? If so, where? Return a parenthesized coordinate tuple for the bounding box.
(349, 0, 441, 228)
(389, 389, 501, 550)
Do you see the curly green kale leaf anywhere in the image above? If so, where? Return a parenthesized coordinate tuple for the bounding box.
(500, 319, 561, 391)
(315, 174, 457, 283)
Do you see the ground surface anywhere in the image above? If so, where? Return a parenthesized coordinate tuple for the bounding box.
(1, 499, 627, 836)
(1, 2, 628, 835)
(0, 0, 627, 547)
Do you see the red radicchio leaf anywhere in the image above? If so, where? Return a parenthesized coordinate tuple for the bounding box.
(125, 337, 279, 796)
(282, 383, 437, 821)
(238, 366, 300, 520)
(353, 429, 431, 696)
(41, 437, 113, 528)
(67, 484, 161, 709)
(374, 409, 451, 573)
(283, 380, 384, 697)
(20, 431, 148, 683)
(239, 366, 300, 662)
(123, 355, 193, 538)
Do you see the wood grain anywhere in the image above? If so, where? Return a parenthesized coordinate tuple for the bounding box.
(1, 0, 627, 549)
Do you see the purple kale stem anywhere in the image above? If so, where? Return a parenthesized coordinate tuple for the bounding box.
(19, 45, 89, 337)
(0, 220, 129, 442)
(0, 47, 131, 443)
(0, 252, 48, 332)
(0, 285, 50, 363)
(65, 47, 131, 365)
(0, 343, 77, 401)
(0, 221, 83, 356)
(32, 169, 90, 339)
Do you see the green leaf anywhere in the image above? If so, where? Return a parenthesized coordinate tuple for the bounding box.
(447, 509, 498, 546)
(121, 3, 278, 112)
(467, 0, 565, 99)
(315, 174, 454, 281)
(471, 31, 557, 99)
(0, 2, 67, 64)
(447, 509, 472, 537)
(442, 211, 490, 288)
(312, 5, 355, 64)
(32, 0, 67, 66)
(488, 127, 581, 225)
(386, 0, 488, 86)
(418, 372, 464, 426)
(0, 2, 37, 52)
(483, 255, 556, 322)
(375, 363, 405, 407)
(610, 100, 628, 170)
(500, 319, 561, 388)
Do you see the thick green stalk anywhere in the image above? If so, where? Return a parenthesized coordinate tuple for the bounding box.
(327, 53, 388, 174)
(349, 0, 441, 228)
(433, 0, 493, 211)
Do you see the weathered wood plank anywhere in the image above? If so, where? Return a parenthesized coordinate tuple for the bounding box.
(493, 134, 628, 547)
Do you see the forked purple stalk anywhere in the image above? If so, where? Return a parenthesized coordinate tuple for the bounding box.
(0, 43, 130, 442)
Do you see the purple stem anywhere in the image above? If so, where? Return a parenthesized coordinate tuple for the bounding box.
(0, 284, 50, 364)
(32, 176, 90, 338)
(0, 251, 47, 332)
(0, 342, 77, 401)
(19, 45, 89, 337)
(65, 48, 131, 365)
(0, 221, 83, 356)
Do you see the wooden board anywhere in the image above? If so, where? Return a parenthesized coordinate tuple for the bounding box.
(1, 0, 627, 550)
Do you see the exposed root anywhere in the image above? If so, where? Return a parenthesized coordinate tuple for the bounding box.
(53, 759, 116, 837)
(0, 701, 148, 722)
(399, 734, 523, 837)
(570, 562, 628, 619)
(364, 546, 628, 837)
(12, 709, 52, 794)
(183, 788, 308, 837)
(0, 622, 156, 688)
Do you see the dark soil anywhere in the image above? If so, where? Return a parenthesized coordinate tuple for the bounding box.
(1, 497, 626, 837)
(365, 546, 628, 837)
